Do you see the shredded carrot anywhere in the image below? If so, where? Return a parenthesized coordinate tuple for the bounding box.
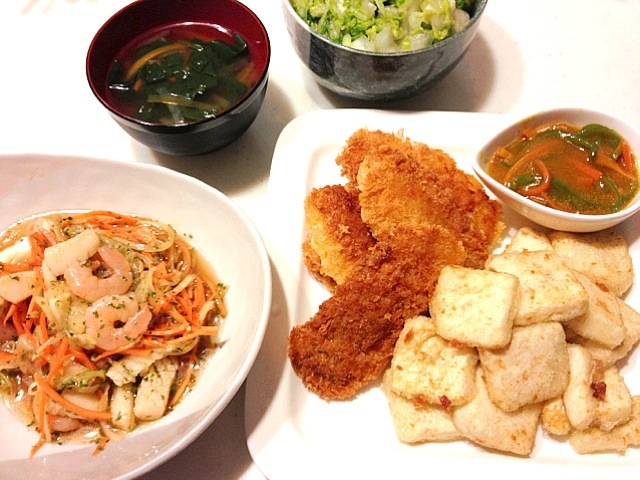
(125, 42, 190, 81)
(620, 140, 635, 173)
(93, 339, 179, 361)
(92, 432, 109, 456)
(503, 142, 560, 187)
(91, 341, 139, 362)
(5, 302, 27, 335)
(176, 293, 194, 325)
(30, 388, 48, 458)
(193, 277, 206, 310)
(148, 322, 188, 337)
(0, 351, 16, 363)
(568, 157, 603, 183)
(132, 77, 144, 93)
(28, 231, 50, 267)
(68, 346, 98, 370)
(155, 263, 169, 281)
(153, 294, 174, 315)
(168, 307, 191, 328)
(166, 325, 219, 344)
(46, 337, 70, 382)
(38, 310, 49, 344)
(3, 304, 18, 327)
(191, 325, 219, 336)
(35, 376, 112, 421)
(0, 262, 32, 274)
(70, 210, 138, 227)
(30, 437, 46, 458)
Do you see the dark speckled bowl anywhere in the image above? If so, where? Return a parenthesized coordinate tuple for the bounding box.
(87, 0, 270, 156)
(283, 0, 487, 101)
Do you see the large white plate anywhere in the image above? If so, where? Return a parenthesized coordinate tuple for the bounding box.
(245, 109, 640, 480)
(0, 155, 272, 480)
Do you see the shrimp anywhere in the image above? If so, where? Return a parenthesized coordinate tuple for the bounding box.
(85, 294, 152, 351)
(48, 414, 83, 433)
(65, 246, 133, 303)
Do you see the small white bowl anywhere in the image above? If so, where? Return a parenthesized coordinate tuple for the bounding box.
(473, 108, 640, 232)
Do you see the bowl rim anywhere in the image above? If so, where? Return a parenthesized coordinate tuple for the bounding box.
(282, 0, 487, 57)
(473, 107, 640, 227)
(0, 153, 273, 477)
(86, 0, 271, 130)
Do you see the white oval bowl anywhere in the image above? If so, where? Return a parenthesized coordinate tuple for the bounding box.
(473, 108, 640, 232)
(0, 155, 272, 480)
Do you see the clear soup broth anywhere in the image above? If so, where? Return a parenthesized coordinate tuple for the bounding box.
(106, 22, 259, 125)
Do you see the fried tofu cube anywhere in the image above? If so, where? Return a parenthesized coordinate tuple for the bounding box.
(541, 397, 572, 436)
(430, 265, 519, 349)
(549, 229, 634, 297)
(479, 322, 570, 412)
(563, 344, 598, 431)
(381, 368, 462, 443)
(569, 396, 640, 454)
(504, 227, 553, 253)
(573, 298, 640, 367)
(485, 250, 588, 326)
(452, 367, 542, 456)
(390, 316, 478, 407)
(597, 365, 633, 432)
(571, 340, 619, 369)
(564, 272, 626, 349)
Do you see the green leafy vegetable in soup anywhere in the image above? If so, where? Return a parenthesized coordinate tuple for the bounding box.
(107, 24, 257, 125)
(290, 0, 475, 52)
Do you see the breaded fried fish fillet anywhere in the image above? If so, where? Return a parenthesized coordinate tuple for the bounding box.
(289, 129, 503, 400)
(289, 225, 466, 400)
(303, 185, 377, 288)
(357, 144, 503, 269)
(335, 128, 457, 190)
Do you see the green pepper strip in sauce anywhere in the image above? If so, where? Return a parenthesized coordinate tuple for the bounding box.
(535, 129, 598, 157)
(548, 177, 601, 212)
(509, 174, 540, 191)
(578, 124, 624, 149)
(601, 175, 623, 211)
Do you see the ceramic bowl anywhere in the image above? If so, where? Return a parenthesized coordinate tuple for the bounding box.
(473, 108, 640, 232)
(86, 0, 270, 156)
(282, 0, 487, 101)
(0, 155, 272, 479)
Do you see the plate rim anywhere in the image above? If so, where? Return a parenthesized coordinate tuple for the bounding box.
(244, 109, 640, 480)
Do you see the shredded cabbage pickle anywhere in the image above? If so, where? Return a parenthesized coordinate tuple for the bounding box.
(290, 0, 475, 52)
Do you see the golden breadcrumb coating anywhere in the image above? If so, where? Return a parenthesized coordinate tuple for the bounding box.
(357, 144, 503, 269)
(289, 225, 466, 400)
(288, 129, 503, 400)
(303, 185, 377, 287)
